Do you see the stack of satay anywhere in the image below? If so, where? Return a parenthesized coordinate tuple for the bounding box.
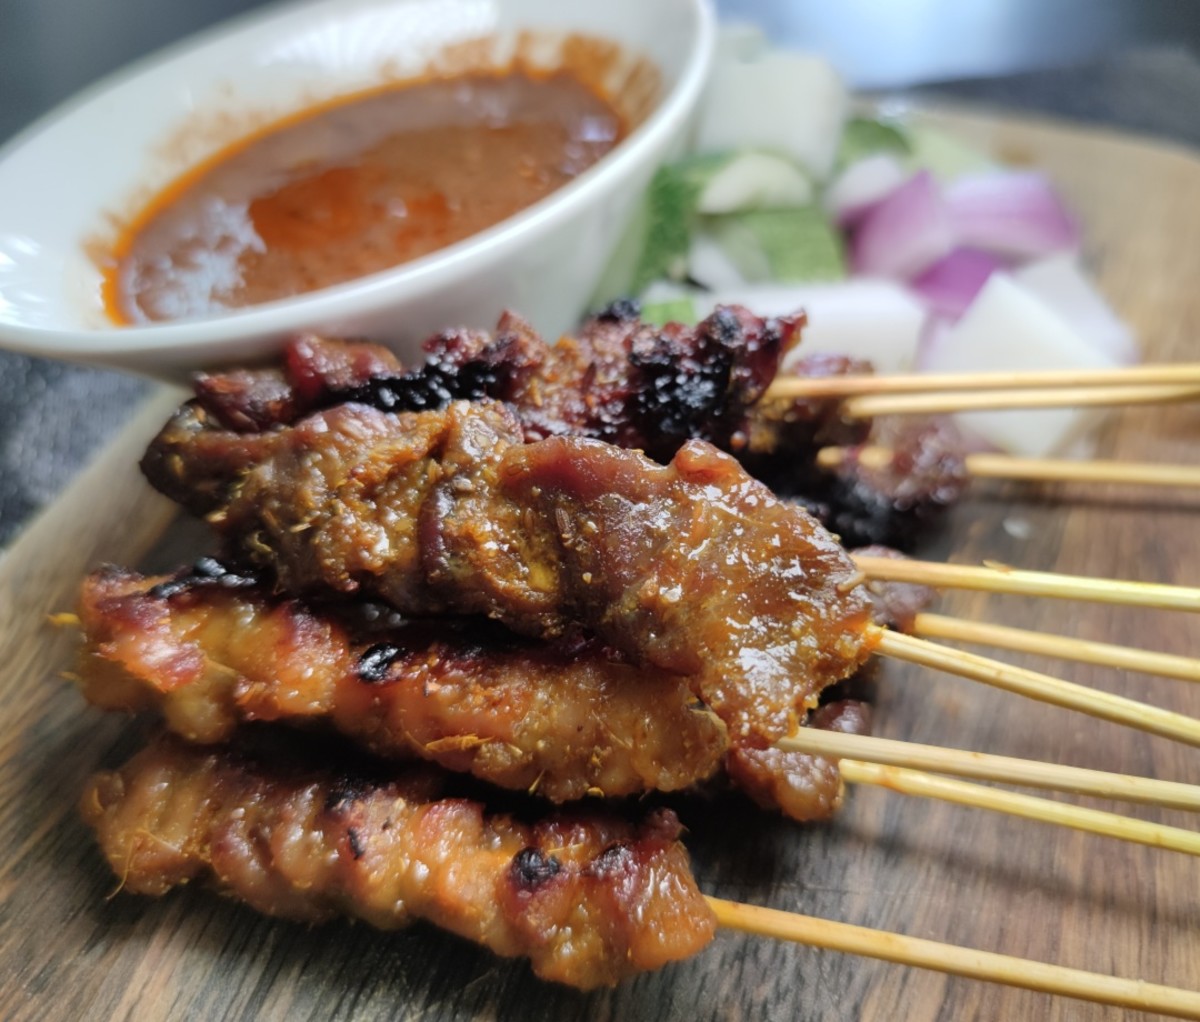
(71, 304, 1200, 1010)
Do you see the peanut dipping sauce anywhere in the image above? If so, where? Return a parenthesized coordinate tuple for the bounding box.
(103, 70, 623, 324)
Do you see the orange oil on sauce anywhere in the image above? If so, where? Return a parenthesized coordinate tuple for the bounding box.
(103, 70, 623, 324)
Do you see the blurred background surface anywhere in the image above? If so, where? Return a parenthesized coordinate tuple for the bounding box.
(0, 0, 1197, 544)
(4, 0, 1198, 144)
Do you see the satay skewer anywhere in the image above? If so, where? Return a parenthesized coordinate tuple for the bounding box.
(766, 361, 1200, 400)
(86, 567, 1200, 816)
(838, 383, 1200, 419)
(709, 898, 1200, 1020)
(818, 445, 1200, 490)
(854, 554, 1200, 612)
(85, 733, 1200, 1012)
(140, 370, 1200, 748)
(910, 612, 1200, 683)
(82, 563, 1200, 813)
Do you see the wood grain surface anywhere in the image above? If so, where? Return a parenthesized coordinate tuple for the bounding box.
(1, 109, 1199, 1021)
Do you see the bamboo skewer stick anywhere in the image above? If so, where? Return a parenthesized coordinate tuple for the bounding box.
(777, 729, 1200, 812)
(708, 897, 1200, 1019)
(854, 554, 1200, 613)
(817, 445, 1200, 490)
(839, 760, 1200, 857)
(911, 612, 1200, 683)
(839, 383, 1200, 419)
(965, 451, 1200, 487)
(872, 629, 1200, 749)
(764, 361, 1200, 400)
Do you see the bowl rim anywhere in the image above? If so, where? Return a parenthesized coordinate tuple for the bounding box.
(0, 0, 716, 360)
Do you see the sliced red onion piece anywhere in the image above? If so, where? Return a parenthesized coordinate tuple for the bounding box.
(946, 172, 1080, 259)
(825, 153, 909, 226)
(910, 247, 1006, 319)
(849, 170, 955, 280)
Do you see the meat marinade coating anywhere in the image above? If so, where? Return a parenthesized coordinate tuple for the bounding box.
(80, 735, 716, 988)
(386, 303, 801, 462)
(490, 433, 878, 744)
(188, 316, 967, 553)
(77, 564, 727, 802)
(820, 417, 970, 550)
(75, 565, 873, 820)
(143, 399, 877, 744)
(190, 303, 802, 465)
(727, 700, 870, 820)
(187, 304, 796, 457)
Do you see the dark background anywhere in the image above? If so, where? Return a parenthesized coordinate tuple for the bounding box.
(1, 0, 1198, 545)
(3, 0, 1198, 144)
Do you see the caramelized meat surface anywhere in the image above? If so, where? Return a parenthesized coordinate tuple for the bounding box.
(81, 735, 716, 988)
(184, 322, 968, 552)
(727, 700, 871, 821)
(314, 304, 801, 463)
(76, 565, 870, 820)
(188, 305, 801, 466)
(77, 565, 727, 802)
(143, 399, 877, 744)
(821, 417, 970, 549)
(741, 352, 874, 496)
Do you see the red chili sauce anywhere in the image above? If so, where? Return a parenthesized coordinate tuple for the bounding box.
(104, 70, 623, 324)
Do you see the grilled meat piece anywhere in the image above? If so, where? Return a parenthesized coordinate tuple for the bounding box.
(76, 565, 873, 821)
(80, 735, 716, 988)
(193, 368, 299, 432)
(186, 305, 802, 467)
(330, 304, 804, 462)
(819, 417, 970, 550)
(286, 332, 405, 405)
(184, 322, 967, 552)
(745, 356, 970, 552)
(143, 399, 877, 745)
(191, 334, 404, 431)
(727, 700, 870, 820)
(741, 352, 874, 497)
(77, 565, 727, 802)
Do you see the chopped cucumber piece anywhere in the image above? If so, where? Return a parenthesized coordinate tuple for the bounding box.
(628, 154, 729, 292)
(640, 282, 701, 326)
(836, 116, 911, 168)
(707, 207, 845, 283)
(707, 214, 771, 281)
(688, 230, 748, 290)
(627, 150, 812, 294)
(641, 296, 699, 327)
(697, 151, 814, 214)
(641, 281, 697, 304)
(589, 191, 651, 308)
(906, 124, 996, 181)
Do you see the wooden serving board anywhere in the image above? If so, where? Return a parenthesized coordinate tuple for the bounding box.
(2, 108, 1199, 1021)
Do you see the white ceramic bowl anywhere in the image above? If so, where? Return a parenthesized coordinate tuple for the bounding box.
(0, 0, 714, 379)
